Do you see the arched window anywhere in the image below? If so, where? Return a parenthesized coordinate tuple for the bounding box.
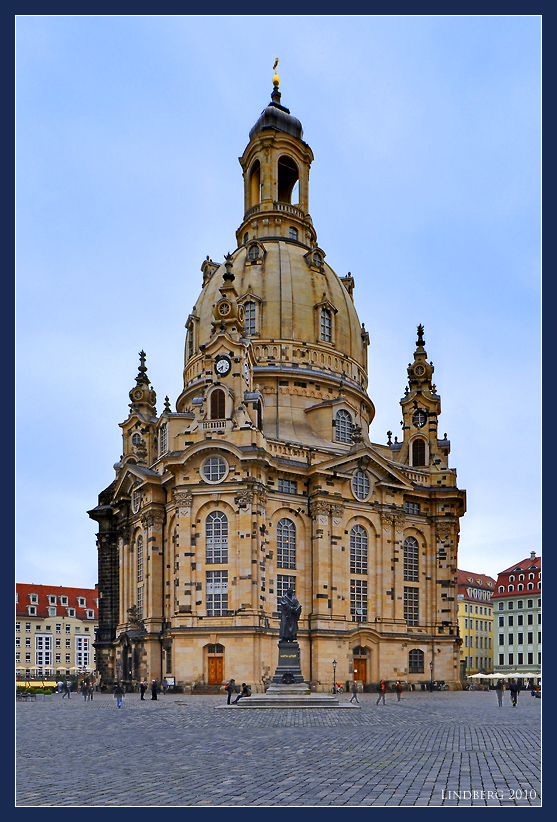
(320, 307, 332, 342)
(206, 511, 228, 564)
(313, 251, 322, 268)
(248, 244, 259, 262)
(249, 159, 260, 207)
(408, 648, 424, 673)
(277, 518, 296, 569)
(352, 470, 370, 501)
(289, 226, 298, 241)
(210, 389, 226, 420)
(137, 536, 143, 582)
(243, 301, 256, 335)
(403, 536, 419, 581)
(159, 423, 168, 455)
(277, 155, 299, 204)
(527, 582, 534, 590)
(132, 433, 141, 446)
(509, 575, 515, 582)
(335, 409, 352, 443)
(350, 525, 368, 574)
(412, 438, 426, 467)
(518, 584, 524, 591)
(508, 585, 514, 592)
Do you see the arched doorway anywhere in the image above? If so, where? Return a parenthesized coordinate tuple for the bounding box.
(207, 643, 224, 684)
(352, 645, 368, 684)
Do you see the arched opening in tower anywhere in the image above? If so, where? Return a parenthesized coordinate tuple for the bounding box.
(277, 155, 299, 204)
(249, 159, 261, 207)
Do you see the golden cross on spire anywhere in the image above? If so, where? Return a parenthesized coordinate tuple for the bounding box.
(272, 58, 280, 88)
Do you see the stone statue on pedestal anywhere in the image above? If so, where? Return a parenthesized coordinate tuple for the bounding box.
(278, 587, 301, 642)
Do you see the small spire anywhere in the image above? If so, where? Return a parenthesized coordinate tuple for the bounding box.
(164, 396, 171, 413)
(272, 58, 280, 88)
(223, 253, 235, 282)
(271, 58, 281, 106)
(416, 324, 425, 346)
(136, 350, 150, 385)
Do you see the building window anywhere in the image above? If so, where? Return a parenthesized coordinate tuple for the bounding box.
(206, 571, 228, 616)
(498, 616, 504, 627)
(528, 653, 533, 665)
(404, 587, 419, 626)
(47, 595, 56, 605)
(137, 535, 144, 582)
(508, 585, 514, 592)
(277, 518, 296, 569)
(206, 511, 228, 564)
(320, 307, 332, 342)
(498, 586, 504, 593)
(243, 301, 256, 335)
(66, 624, 71, 633)
(313, 251, 322, 268)
(67, 608, 75, 617)
(56, 624, 61, 634)
(137, 586, 143, 620)
(159, 423, 168, 456)
(411, 438, 426, 467)
(403, 536, 419, 581)
(77, 597, 86, 607)
(289, 226, 298, 241)
(508, 653, 514, 665)
(527, 632, 533, 644)
(350, 525, 368, 574)
(75, 636, 90, 668)
(202, 455, 228, 483)
(47, 607, 56, 616)
(508, 633, 513, 645)
(508, 615, 513, 626)
(350, 579, 368, 622)
(210, 389, 226, 420)
(60, 596, 68, 606)
(86, 610, 95, 619)
(405, 501, 420, 515)
(278, 478, 297, 494)
(517, 633, 523, 645)
(527, 583, 534, 590)
(29, 593, 38, 604)
(16, 623, 20, 632)
(334, 409, 352, 443)
(351, 470, 370, 501)
(28, 606, 36, 616)
(277, 574, 296, 605)
(248, 244, 259, 262)
(408, 648, 424, 673)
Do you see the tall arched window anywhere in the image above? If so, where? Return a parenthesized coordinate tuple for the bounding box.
(277, 518, 296, 569)
(206, 511, 228, 564)
(350, 525, 368, 574)
(409, 648, 424, 673)
(320, 307, 332, 342)
(244, 301, 256, 335)
(249, 159, 261, 206)
(403, 536, 419, 581)
(412, 438, 426, 467)
(335, 409, 352, 443)
(210, 389, 225, 420)
(159, 423, 168, 455)
(137, 535, 143, 582)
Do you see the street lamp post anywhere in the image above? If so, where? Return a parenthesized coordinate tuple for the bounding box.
(332, 659, 337, 694)
(429, 660, 434, 691)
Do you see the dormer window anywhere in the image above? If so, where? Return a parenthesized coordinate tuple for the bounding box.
(334, 409, 353, 443)
(86, 609, 95, 619)
(313, 252, 322, 268)
(320, 307, 332, 342)
(47, 595, 56, 605)
(67, 608, 76, 617)
(47, 607, 56, 616)
(77, 597, 86, 607)
(27, 605, 36, 616)
(244, 301, 256, 335)
(59, 596, 68, 606)
(509, 575, 515, 582)
(248, 244, 259, 262)
(29, 594, 38, 604)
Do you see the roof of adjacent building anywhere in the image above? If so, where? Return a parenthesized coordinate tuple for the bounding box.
(497, 554, 541, 575)
(492, 554, 541, 599)
(16, 583, 98, 620)
(457, 570, 496, 589)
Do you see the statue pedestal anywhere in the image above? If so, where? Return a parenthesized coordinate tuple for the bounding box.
(268, 640, 306, 690)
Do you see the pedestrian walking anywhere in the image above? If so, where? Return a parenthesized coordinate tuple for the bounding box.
(495, 678, 506, 707)
(56, 680, 63, 694)
(226, 677, 236, 705)
(140, 680, 147, 700)
(162, 678, 168, 695)
(509, 678, 520, 707)
(376, 679, 386, 705)
(61, 680, 70, 699)
(88, 682, 94, 701)
(113, 681, 125, 708)
(395, 680, 403, 701)
(349, 680, 359, 703)
(80, 680, 88, 700)
(232, 682, 251, 704)
(151, 679, 158, 700)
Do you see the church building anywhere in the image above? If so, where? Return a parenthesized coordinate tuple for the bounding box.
(88, 69, 466, 692)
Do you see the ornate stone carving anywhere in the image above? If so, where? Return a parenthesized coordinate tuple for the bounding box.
(436, 521, 452, 540)
(330, 503, 345, 525)
(310, 500, 330, 523)
(393, 512, 406, 532)
(173, 490, 193, 515)
(234, 489, 254, 508)
(381, 512, 394, 532)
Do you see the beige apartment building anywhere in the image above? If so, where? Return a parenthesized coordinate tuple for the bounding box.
(16, 583, 98, 681)
(89, 72, 466, 692)
(457, 570, 496, 679)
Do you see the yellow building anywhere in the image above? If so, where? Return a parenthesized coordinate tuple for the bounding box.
(89, 74, 466, 693)
(457, 570, 495, 679)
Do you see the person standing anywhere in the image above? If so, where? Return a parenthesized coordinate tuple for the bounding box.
(56, 680, 63, 695)
(150, 679, 158, 700)
(509, 678, 520, 707)
(349, 680, 359, 704)
(80, 680, 88, 700)
(88, 681, 94, 701)
(161, 678, 168, 695)
(395, 680, 403, 702)
(376, 679, 386, 705)
(140, 680, 147, 700)
(226, 678, 236, 705)
(113, 681, 125, 708)
(495, 678, 506, 707)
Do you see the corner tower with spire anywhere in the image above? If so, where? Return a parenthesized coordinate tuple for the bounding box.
(89, 66, 466, 695)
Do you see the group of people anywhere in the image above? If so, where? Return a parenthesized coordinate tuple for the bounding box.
(375, 679, 404, 704)
(79, 680, 95, 700)
(114, 677, 170, 707)
(57, 680, 73, 698)
(495, 678, 521, 707)
(225, 678, 251, 704)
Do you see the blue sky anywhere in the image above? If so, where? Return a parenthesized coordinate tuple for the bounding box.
(16, 15, 541, 586)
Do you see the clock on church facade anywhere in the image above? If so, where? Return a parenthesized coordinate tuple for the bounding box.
(88, 73, 466, 693)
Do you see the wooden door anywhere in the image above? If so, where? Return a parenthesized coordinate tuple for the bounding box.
(353, 658, 366, 683)
(208, 657, 223, 685)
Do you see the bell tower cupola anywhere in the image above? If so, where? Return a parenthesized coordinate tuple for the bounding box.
(236, 60, 317, 249)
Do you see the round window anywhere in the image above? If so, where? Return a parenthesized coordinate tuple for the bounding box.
(352, 470, 370, 501)
(202, 456, 228, 484)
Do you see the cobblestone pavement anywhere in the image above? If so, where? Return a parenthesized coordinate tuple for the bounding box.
(16, 690, 541, 807)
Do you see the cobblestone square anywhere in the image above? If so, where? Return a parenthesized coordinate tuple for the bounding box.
(16, 690, 541, 807)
